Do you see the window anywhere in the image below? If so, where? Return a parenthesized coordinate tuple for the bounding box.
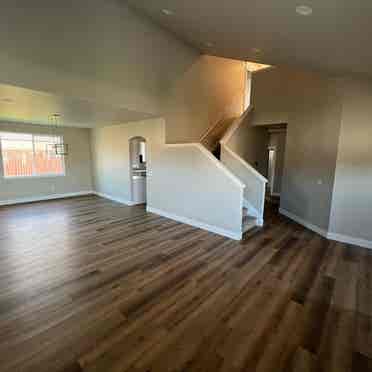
(0, 132, 65, 178)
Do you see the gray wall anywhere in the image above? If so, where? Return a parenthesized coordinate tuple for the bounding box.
(226, 111, 269, 177)
(0, 0, 198, 116)
(0, 122, 93, 202)
(252, 67, 343, 230)
(329, 79, 372, 241)
(0, 0, 245, 144)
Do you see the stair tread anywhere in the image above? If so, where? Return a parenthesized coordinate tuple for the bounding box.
(242, 214, 257, 233)
(243, 215, 256, 224)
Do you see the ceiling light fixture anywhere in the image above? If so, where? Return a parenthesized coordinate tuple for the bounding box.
(161, 9, 174, 16)
(49, 114, 69, 156)
(296, 5, 313, 16)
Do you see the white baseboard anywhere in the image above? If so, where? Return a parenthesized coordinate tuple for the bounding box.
(279, 208, 328, 238)
(327, 232, 372, 250)
(147, 206, 242, 240)
(0, 191, 94, 207)
(92, 191, 137, 206)
(279, 207, 372, 250)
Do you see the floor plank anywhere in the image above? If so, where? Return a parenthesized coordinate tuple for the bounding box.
(0, 195, 370, 372)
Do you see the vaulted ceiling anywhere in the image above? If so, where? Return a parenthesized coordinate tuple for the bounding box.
(128, 0, 372, 78)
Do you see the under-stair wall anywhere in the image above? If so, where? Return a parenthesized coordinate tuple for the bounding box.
(219, 107, 268, 225)
(148, 142, 245, 239)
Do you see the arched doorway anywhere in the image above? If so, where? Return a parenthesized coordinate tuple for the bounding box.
(129, 136, 147, 204)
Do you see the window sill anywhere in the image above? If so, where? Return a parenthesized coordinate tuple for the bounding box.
(3, 174, 66, 180)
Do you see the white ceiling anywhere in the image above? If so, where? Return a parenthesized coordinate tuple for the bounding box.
(127, 0, 372, 78)
(0, 84, 155, 128)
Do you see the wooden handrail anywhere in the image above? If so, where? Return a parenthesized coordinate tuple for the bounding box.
(199, 90, 245, 143)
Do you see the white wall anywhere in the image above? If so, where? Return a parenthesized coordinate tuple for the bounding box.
(220, 145, 266, 223)
(0, 122, 93, 203)
(91, 118, 244, 239)
(149, 144, 244, 238)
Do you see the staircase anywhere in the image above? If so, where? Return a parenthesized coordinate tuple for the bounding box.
(242, 207, 257, 232)
(152, 105, 267, 241)
(200, 106, 267, 235)
(201, 117, 236, 159)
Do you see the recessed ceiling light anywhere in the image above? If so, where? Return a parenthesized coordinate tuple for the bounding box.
(296, 5, 313, 16)
(161, 9, 174, 16)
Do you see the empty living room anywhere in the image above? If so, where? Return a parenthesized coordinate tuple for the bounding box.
(0, 0, 371, 371)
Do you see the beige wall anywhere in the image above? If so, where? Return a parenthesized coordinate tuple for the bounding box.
(252, 67, 343, 230)
(0, 122, 93, 202)
(91, 118, 165, 203)
(164, 55, 246, 143)
(329, 79, 372, 241)
(226, 111, 269, 177)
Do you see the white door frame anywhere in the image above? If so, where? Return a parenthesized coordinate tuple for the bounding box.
(267, 146, 276, 196)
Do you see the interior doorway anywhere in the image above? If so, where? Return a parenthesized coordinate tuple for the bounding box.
(129, 136, 147, 204)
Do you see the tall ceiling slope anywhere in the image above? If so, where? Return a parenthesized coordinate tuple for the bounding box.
(0, 0, 198, 125)
(127, 0, 372, 78)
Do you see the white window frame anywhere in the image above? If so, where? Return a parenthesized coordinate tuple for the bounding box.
(0, 131, 66, 179)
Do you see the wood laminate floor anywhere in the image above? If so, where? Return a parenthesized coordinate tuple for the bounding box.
(0, 195, 371, 372)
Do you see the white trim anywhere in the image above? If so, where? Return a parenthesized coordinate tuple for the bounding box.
(93, 191, 137, 206)
(4, 173, 66, 179)
(221, 145, 268, 183)
(0, 191, 94, 207)
(220, 106, 253, 145)
(0, 131, 66, 178)
(279, 208, 328, 238)
(280, 208, 372, 249)
(327, 232, 372, 250)
(164, 143, 245, 189)
(147, 206, 242, 240)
